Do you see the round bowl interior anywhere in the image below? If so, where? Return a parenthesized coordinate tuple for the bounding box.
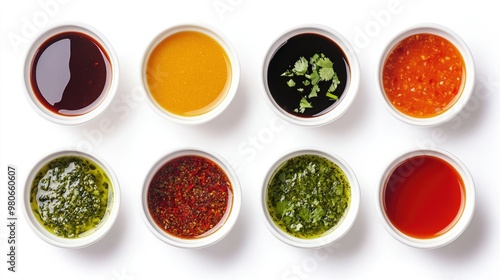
(261, 148, 360, 248)
(142, 24, 240, 125)
(23, 150, 120, 248)
(141, 148, 241, 249)
(376, 148, 475, 248)
(24, 23, 119, 125)
(262, 25, 360, 127)
(377, 24, 475, 126)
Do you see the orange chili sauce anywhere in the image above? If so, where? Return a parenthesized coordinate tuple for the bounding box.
(382, 33, 465, 118)
(146, 30, 231, 117)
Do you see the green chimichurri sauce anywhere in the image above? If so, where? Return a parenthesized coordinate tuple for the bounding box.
(266, 154, 350, 239)
(30, 156, 112, 238)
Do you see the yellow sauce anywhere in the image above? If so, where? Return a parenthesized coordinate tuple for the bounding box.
(146, 30, 231, 116)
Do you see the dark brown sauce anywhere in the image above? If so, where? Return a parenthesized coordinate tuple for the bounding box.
(30, 31, 112, 116)
(267, 33, 350, 117)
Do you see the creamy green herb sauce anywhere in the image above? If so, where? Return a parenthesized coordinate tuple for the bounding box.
(267, 154, 350, 238)
(30, 156, 111, 238)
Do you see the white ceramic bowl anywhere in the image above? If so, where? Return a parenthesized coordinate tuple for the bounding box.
(142, 24, 240, 125)
(23, 150, 120, 248)
(262, 24, 360, 127)
(376, 148, 475, 249)
(261, 148, 360, 248)
(141, 148, 241, 249)
(377, 23, 475, 126)
(24, 23, 119, 125)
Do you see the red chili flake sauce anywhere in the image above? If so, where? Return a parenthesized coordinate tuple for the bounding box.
(147, 155, 233, 239)
(382, 33, 465, 118)
(384, 155, 465, 239)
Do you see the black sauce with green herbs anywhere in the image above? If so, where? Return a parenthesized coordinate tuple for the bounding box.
(267, 33, 350, 117)
(30, 156, 112, 238)
(266, 154, 350, 238)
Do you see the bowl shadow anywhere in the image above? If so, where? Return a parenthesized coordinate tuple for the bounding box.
(319, 197, 369, 259)
(67, 205, 127, 262)
(189, 203, 250, 263)
(427, 198, 487, 262)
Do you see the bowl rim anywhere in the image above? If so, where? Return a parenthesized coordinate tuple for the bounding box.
(262, 24, 360, 127)
(23, 22, 120, 126)
(261, 147, 360, 248)
(140, 147, 242, 249)
(23, 149, 121, 248)
(141, 23, 240, 125)
(376, 148, 475, 249)
(377, 23, 476, 127)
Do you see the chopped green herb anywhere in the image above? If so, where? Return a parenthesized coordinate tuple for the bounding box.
(30, 156, 112, 238)
(309, 71, 320, 86)
(266, 154, 351, 238)
(316, 56, 333, 68)
(309, 84, 320, 98)
(319, 67, 334, 81)
(326, 92, 338, 100)
(295, 97, 313, 113)
(293, 57, 308, 75)
(281, 52, 341, 113)
(329, 72, 341, 93)
(310, 53, 320, 64)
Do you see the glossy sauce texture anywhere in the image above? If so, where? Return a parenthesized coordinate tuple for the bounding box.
(267, 154, 350, 238)
(30, 31, 111, 116)
(384, 155, 465, 239)
(30, 156, 112, 238)
(146, 31, 231, 117)
(147, 156, 233, 239)
(267, 33, 349, 117)
(382, 33, 465, 118)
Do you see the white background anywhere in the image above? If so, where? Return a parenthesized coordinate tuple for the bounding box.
(1, 0, 499, 279)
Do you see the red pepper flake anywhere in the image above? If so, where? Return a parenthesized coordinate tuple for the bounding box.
(382, 33, 465, 118)
(147, 155, 233, 239)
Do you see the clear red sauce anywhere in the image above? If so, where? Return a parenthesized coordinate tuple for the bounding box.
(147, 155, 233, 239)
(382, 33, 465, 118)
(384, 155, 465, 239)
(30, 31, 112, 116)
